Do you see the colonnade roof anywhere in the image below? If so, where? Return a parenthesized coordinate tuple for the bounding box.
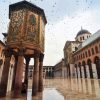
(82, 30, 100, 47)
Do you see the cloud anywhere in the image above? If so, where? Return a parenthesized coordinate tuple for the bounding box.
(43, 10, 100, 66)
(0, 0, 100, 66)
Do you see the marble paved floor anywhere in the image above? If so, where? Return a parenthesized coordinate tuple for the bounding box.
(44, 78, 100, 100)
(1, 78, 100, 100)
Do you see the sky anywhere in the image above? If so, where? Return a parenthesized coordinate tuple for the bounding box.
(0, 0, 100, 66)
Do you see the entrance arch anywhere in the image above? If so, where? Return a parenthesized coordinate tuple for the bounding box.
(87, 59, 93, 78)
(94, 56, 100, 79)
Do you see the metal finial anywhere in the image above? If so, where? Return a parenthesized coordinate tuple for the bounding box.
(81, 26, 83, 31)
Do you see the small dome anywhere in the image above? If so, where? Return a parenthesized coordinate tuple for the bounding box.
(76, 29, 91, 37)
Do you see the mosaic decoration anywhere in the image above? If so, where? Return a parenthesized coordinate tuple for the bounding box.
(40, 18, 45, 51)
(26, 12, 38, 44)
(7, 6, 45, 52)
(7, 10, 24, 42)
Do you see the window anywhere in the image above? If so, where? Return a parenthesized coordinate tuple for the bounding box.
(87, 36, 88, 38)
(83, 53, 85, 58)
(85, 51, 87, 57)
(81, 54, 82, 59)
(79, 55, 80, 59)
(95, 46, 98, 53)
(77, 56, 78, 60)
(88, 50, 91, 56)
(75, 47, 78, 51)
(83, 36, 84, 40)
(80, 37, 82, 41)
(91, 48, 94, 55)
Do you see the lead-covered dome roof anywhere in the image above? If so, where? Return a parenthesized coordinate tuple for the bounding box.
(76, 29, 91, 37)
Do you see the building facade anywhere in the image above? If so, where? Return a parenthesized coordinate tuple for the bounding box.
(73, 30, 100, 79)
(53, 59, 66, 78)
(43, 66, 54, 78)
(63, 41, 80, 78)
(64, 29, 100, 79)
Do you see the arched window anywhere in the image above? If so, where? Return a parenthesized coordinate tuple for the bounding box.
(85, 51, 88, 57)
(88, 50, 91, 56)
(80, 37, 82, 41)
(87, 36, 88, 38)
(78, 55, 79, 60)
(79, 55, 81, 59)
(81, 54, 82, 59)
(95, 46, 99, 53)
(83, 36, 84, 40)
(77, 56, 79, 60)
(83, 53, 85, 58)
(91, 48, 94, 55)
(75, 47, 78, 51)
(74, 57, 76, 61)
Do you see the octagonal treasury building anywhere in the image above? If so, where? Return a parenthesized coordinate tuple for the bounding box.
(0, 1, 47, 98)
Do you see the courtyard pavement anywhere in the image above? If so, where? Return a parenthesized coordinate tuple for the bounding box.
(0, 78, 100, 100)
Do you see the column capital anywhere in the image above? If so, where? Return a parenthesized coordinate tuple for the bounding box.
(4, 49, 13, 57)
(34, 50, 40, 58)
(18, 48, 25, 56)
(39, 53, 44, 62)
(14, 55, 18, 60)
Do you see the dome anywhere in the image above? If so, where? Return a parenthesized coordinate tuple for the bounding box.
(76, 29, 91, 37)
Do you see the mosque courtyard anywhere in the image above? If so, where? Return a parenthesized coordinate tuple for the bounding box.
(0, 78, 100, 100)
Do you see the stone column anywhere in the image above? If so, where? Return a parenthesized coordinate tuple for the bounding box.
(83, 65, 87, 78)
(75, 67, 77, 78)
(86, 65, 90, 78)
(22, 57, 30, 94)
(32, 52, 40, 96)
(0, 49, 12, 97)
(76, 67, 78, 78)
(77, 67, 80, 78)
(79, 67, 82, 78)
(38, 53, 44, 92)
(13, 49, 24, 98)
(11, 56, 18, 91)
(70, 64, 74, 78)
(24, 57, 30, 90)
(81, 66, 85, 78)
(92, 63, 98, 79)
